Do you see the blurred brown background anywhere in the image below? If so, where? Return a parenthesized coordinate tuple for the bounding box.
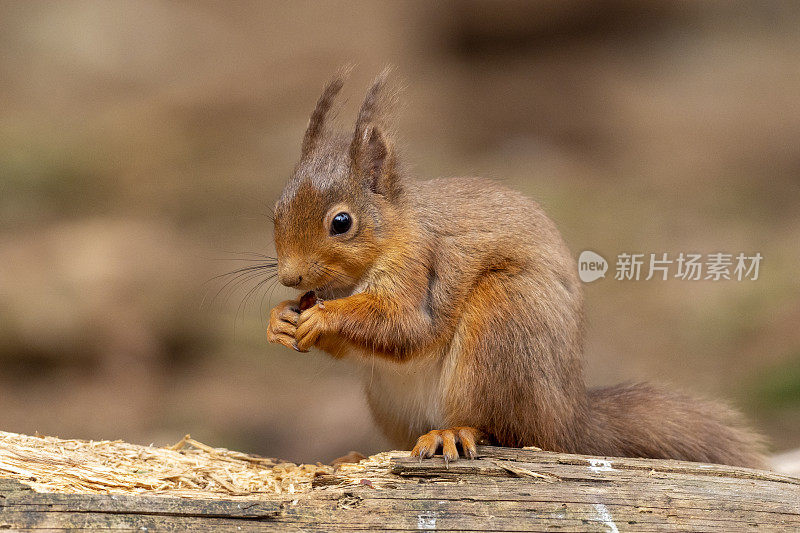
(1, 1, 799, 464)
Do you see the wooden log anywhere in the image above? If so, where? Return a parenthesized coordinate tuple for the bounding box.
(1, 446, 799, 532)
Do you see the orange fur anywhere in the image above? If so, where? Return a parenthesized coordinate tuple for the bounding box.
(266, 72, 766, 468)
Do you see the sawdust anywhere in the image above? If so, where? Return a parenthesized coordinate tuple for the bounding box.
(0, 431, 395, 499)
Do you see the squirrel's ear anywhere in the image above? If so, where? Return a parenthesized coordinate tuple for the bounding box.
(349, 68, 401, 198)
(351, 123, 397, 197)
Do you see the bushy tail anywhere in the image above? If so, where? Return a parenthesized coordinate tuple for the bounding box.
(585, 383, 766, 468)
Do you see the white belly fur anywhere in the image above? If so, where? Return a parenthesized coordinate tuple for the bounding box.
(353, 347, 449, 439)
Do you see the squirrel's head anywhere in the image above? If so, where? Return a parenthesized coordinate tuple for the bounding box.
(273, 70, 402, 295)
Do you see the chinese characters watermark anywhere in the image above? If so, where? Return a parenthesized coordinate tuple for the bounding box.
(578, 251, 762, 283)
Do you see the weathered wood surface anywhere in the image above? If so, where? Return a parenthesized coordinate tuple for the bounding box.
(1, 446, 799, 532)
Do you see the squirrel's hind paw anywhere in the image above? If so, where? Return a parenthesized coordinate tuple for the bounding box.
(411, 427, 484, 463)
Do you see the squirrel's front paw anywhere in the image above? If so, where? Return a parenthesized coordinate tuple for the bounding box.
(295, 302, 332, 352)
(267, 300, 300, 351)
(411, 427, 485, 463)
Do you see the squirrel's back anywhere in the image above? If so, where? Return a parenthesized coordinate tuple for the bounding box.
(410, 177, 565, 249)
(409, 176, 581, 299)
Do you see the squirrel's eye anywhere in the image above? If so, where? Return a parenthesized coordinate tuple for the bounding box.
(330, 212, 352, 235)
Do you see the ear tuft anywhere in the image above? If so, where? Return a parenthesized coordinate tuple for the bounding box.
(301, 66, 353, 158)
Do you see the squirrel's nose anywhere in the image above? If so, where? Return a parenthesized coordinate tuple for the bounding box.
(279, 273, 302, 288)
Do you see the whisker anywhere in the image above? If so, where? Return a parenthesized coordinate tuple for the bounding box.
(222, 270, 275, 306)
(259, 275, 285, 329)
(207, 263, 277, 282)
(323, 268, 352, 286)
(314, 264, 342, 288)
(204, 269, 265, 309)
(243, 276, 276, 316)
(310, 261, 358, 290)
(237, 272, 278, 325)
(211, 257, 278, 262)
(226, 249, 276, 257)
(204, 265, 276, 302)
(202, 260, 278, 309)
(219, 250, 278, 262)
(230, 273, 276, 336)
(318, 263, 357, 282)
(261, 203, 277, 224)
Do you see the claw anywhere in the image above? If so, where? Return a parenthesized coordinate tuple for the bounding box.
(411, 427, 485, 462)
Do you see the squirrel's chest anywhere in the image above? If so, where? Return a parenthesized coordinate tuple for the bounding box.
(359, 352, 448, 436)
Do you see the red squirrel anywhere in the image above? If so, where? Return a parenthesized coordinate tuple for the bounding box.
(266, 71, 765, 467)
